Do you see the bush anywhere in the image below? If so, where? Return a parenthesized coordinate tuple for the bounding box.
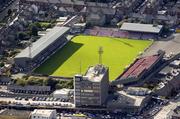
(0, 62, 4, 67)
(17, 32, 28, 40)
(15, 78, 26, 86)
(56, 80, 73, 89)
(26, 78, 43, 86)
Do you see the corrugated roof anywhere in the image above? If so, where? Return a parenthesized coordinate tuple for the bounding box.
(15, 26, 70, 59)
(120, 22, 163, 33)
(120, 55, 159, 79)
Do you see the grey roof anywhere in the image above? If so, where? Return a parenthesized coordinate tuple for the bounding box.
(120, 22, 163, 33)
(159, 66, 173, 75)
(50, 0, 60, 4)
(26, 0, 48, 3)
(15, 26, 70, 59)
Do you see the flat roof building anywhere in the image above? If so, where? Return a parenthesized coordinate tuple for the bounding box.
(107, 90, 150, 113)
(53, 88, 73, 99)
(14, 26, 70, 69)
(120, 22, 163, 34)
(125, 87, 152, 96)
(31, 109, 57, 119)
(74, 65, 109, 107)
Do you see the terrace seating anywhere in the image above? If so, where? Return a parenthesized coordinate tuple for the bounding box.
(112, 31, 123, 38)
(141, 34, 155, 40)
(120, 55, 159, 79)
(98, 29, 113, 37)
(84, 29, 91, 35)
(89, 29, 99, 36)
(128, 32, 141, 39)
(84, 27, 132, 39)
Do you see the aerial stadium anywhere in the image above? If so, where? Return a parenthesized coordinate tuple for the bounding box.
(34, 35, 152, 80)
(14, 23, 164, 81)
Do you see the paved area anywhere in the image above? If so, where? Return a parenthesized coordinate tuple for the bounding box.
(154, 102, 177, 119)
(0, 109, 30, 117)
(154, 97, 180, 119)
(143, 33, 180, 56)
(0, 97, 75, 108)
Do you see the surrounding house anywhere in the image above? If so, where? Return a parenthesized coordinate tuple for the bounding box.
(107, 90, 151, 113)
(86, 13, 106, 26)
(155, 74, 180, 97)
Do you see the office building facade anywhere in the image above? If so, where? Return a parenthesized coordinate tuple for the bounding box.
(74, 65, 109, 107)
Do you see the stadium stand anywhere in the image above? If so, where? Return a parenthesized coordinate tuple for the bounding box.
(113, 51, 165, 85)
(98, 29, 113, 37)
(84, 26, 156, 40)
(141, 33, 155, 40)
(121, 55, 159, 79)
(128, 32, 141, 39)
(84, 27, 130, 38)
(120, 22, 163, 34)
(89, 29, 99, 36)
(14, 26, 70, 71)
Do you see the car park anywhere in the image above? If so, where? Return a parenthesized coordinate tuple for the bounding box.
(18, 97, 22, 100)
(24, 97, 28, 101)
(46, 97, 50, 101)
(34, 97, 39, 101)
(32, 97, 35, 101)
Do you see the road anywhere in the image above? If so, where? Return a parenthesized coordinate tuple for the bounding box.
(0, 97, 75, 108)
(154, 101, 180, 119)
(143, 33, 180, 56)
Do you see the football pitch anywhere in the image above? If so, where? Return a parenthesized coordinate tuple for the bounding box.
(34, 35, 153, 80)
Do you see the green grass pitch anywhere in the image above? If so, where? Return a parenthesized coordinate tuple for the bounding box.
(34, 35, 153, 80)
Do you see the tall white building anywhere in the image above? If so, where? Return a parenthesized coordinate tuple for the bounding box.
(31, 109, 57, 119)
(74, 65, 109, 107)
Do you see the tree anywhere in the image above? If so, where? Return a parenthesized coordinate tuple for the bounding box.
(55, 83, 62, 89)
(0, 62, 4, 67)
(56, 80, 74, 89)
(15, 79, 26, 86)
(43, 78, 58, 89)
(7, 9, 12, 16)
(31, 25, 38, 36)
(17, 32, 28, 40)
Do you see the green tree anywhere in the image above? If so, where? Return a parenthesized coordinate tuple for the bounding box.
(0, 62, 4, 67)
(44, 78, 58, 89)
(17, 32, 28, 40)
(31, 25, 38, 36)
(7, 9, 12, 16)
(16, 79, 26, 86)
